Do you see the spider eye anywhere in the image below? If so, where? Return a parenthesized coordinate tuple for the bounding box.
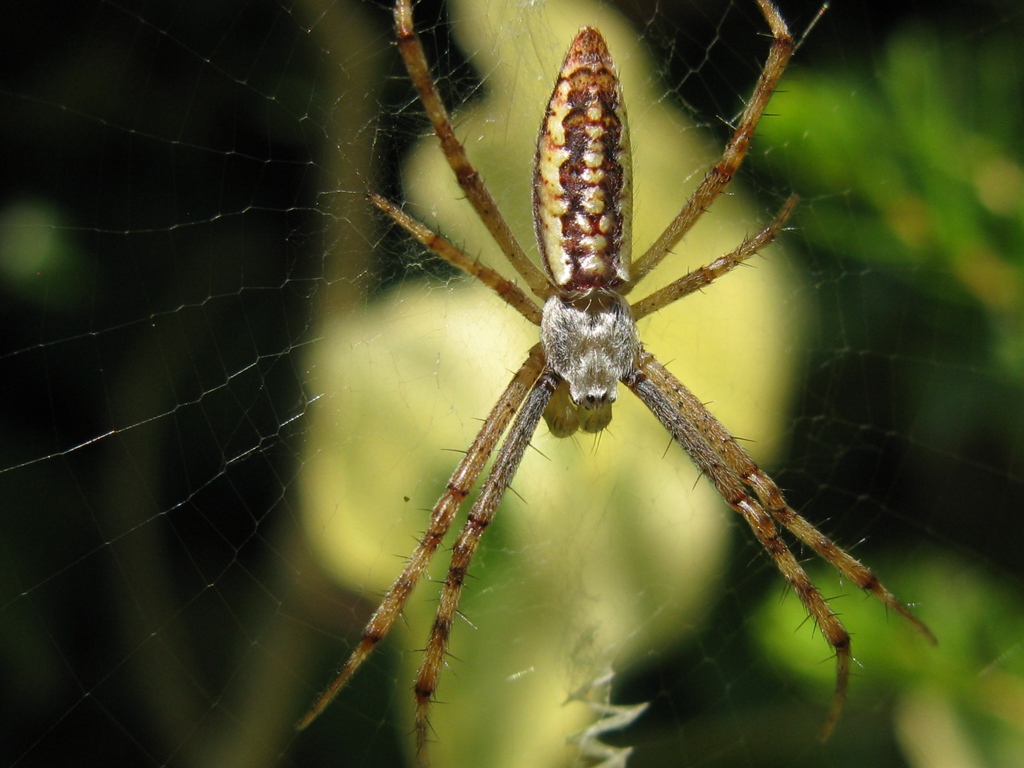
(577, 390, 617, 408)
(571, 387, 621, 411)
(576, 391, 608, 408)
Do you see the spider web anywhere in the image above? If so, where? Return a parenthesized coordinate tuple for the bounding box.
(2, 1, 1022, 767)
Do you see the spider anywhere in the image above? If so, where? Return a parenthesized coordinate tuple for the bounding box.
(299, 0, 935, 759)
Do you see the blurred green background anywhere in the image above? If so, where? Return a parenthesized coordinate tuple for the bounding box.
(1, 0, 1022, 767)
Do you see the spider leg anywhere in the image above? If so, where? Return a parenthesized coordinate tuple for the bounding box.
(296, 344, 547, 732)
(370, 194, 543, 326)
(631, 194, 798, 320)
(627, 0, 793, 290)
(624, 355, 852, 739)
(393, 0, 553, 301)
(641, 355, 937, 645)
(413, 370, 559, 762)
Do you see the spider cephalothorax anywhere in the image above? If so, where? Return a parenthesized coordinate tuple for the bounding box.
(541, 290, 638, 435)
(299, 2, 935, 763)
